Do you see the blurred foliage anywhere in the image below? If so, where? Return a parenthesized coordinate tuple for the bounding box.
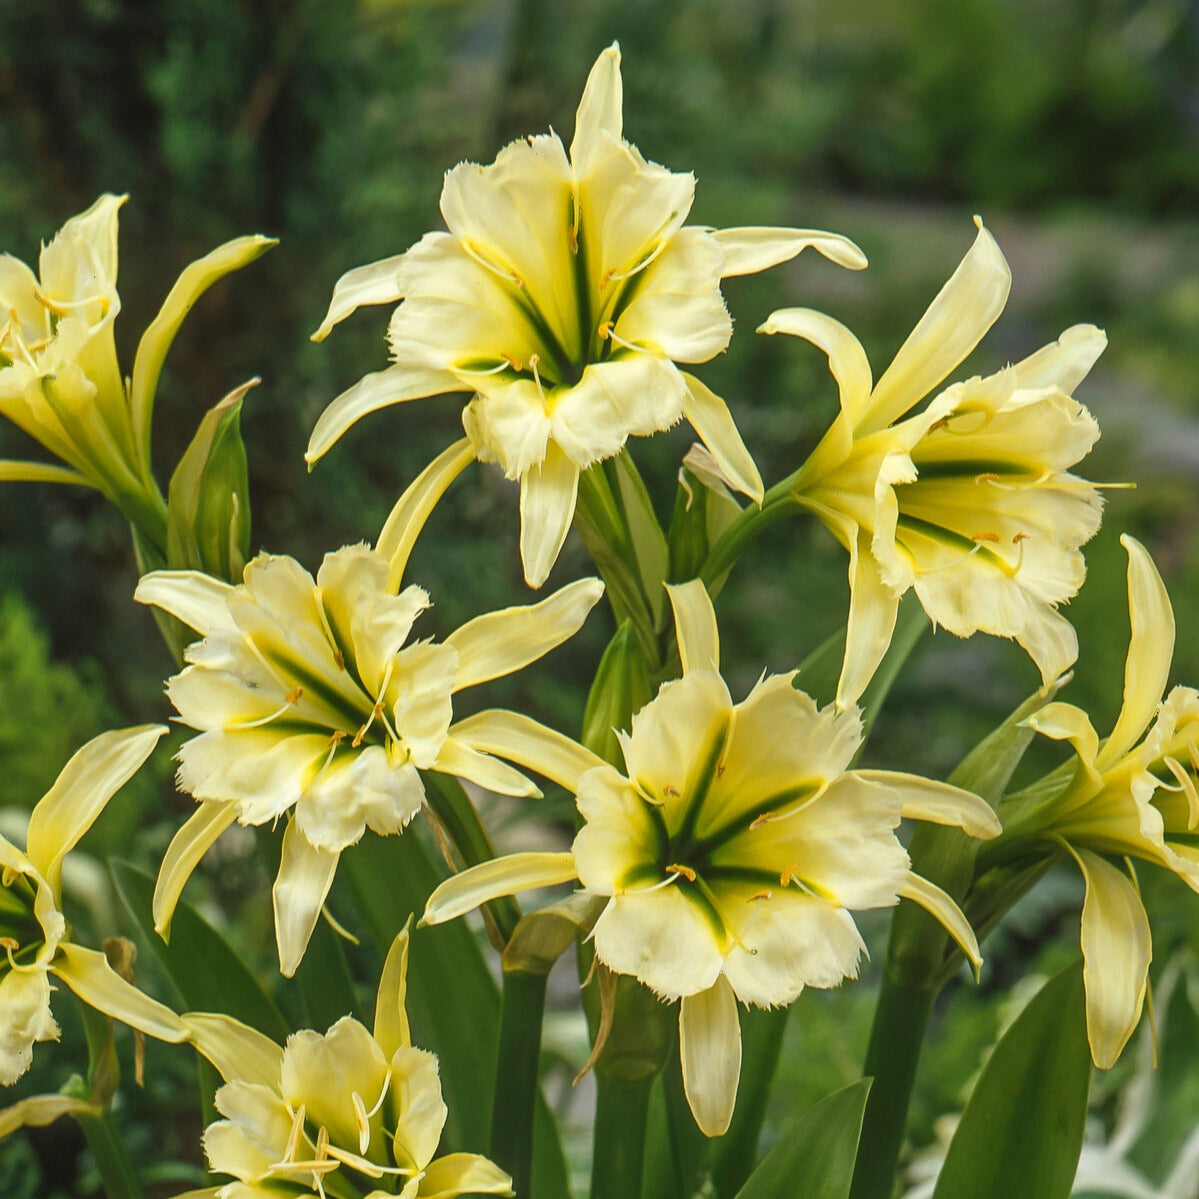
(0, 0, 1197, 1191)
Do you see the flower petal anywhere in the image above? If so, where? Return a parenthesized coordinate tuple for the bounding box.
(0, 459, 93, 486)
(858, 771, 1001, 839)
(53, 943, 187, 1042)
(0, 970, 59, 1085)
(306, 364, 464, 465)
(390, 1044, 449, 1173)
(433, 735, 541, 798)
(679, 372, 764, 503)
(272, 822, 340, 978)
(679, 975, 741, 1137)
(864, 218, 1011, 434)
(376, 438, 475, 592)
(715, 226, 867, 276)
(373, 925, 412, 1060)
(135, 569, 239, 640)
(421, 852, 578, 926)
(182, 1011, 284, 1089)
(0, 1093, 100, 1139)
(1103, 536, 1175, 768)
(1011, 324, 1107, 394)
(519, 442, 580, 588)
(1068, 847, 1151, 1068)
(896, 872, 982, 972)
(312, 254, 409, 342)
(571, 43, 623, 177)
(153, 801, 238, 938)
(417, 1152, 514, 1198)
(665, 579, 720, 675)
(28, 725, 167, 893)
(449, 709, 604, 793)
(838, 526, 900, 709)
(1028, 701, 1103, 782)
(446, 577, 604, 690)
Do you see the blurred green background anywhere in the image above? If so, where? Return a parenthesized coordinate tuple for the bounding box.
(1, 1, 1198, 1195)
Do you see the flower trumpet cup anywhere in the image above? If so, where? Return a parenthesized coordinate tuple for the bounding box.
(422, 579, 999, 1136)
(997, 534, 1199, 1068)
(135, 544, 604, 976)
(177, 924, 513, 1199)
(0, 725, 185, 1086)
(308, 43, 867, 587)
(761, 220, 1106, 707)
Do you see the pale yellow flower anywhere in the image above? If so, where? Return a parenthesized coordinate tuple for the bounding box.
(761, 221, 1105, 706)
(136, 544, 603, 976)
(423, 580, 997, 1136)
(176, 926, 512, 1199)
(309, 44, 866, 587)
(0, 726, 185, 1086)
(1003, 535, 1199, 1068)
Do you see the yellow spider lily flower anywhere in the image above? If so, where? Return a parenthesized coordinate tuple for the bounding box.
(1004, 535, 1199, 1068)
(175, 925, 512, 1199)
(761, 220, 1106, 706)
(135, 544, 603, 976)
(309, 44, 866, 587)
(0, 196, 272, 531)
(423, 580, 998, 1136)
(0, 726, 185, 1086)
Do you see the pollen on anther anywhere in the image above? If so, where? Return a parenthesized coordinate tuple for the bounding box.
(748, 890, 773, 903)
(750, 811, 776, 830)
(666, 863, 696, 883)
(285, 686, 304, 706)
(971, 531, 1002, 544)
(333, 649, 345, 671)
(597, 321, 613, 341)
(1012, 531, 1029, 544)
(975, 473, 1000, 485)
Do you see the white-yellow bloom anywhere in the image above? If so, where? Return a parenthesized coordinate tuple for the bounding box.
(1011, 535, 1199, 1067)
(309, 44, 866, 587)
(0, 726, 185, 1086)
(762, 221, 1105, 706)
(177, 926, 512, 1199)
(136, 544, 603, 976)
(423, 580, 998, 1136)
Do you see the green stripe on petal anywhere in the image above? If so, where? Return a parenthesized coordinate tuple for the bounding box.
(153, 801, 238, 938)
(422, 852, 578, 926)
(666, 579, 720, 676)
(53, 943, 187, 1043)
(446, 576, 604, 691)
(449, 709, 604, 792)
(896, 872, 982, 972)
(679, 975, 741, 1138)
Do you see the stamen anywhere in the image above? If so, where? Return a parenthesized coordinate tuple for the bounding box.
(352, 698, 386, 748)
(226, 699, 299, 730)
(285, 685, 304, 706)
(597, 321, 613, 341)
(352, 1090, 371, 1155)
(600, 326, 649, 355)
(366, 1071, 392, 1120)
(666, 863, 696, 883)
(971, 531, 1002, 544)
(460, 239, 518, 285)
(601, 234, 671, 286)
(333, 648, 345, 670)
(975, 473, 1001, 485)
(748, 890, 773, 903)
(282, 1103, 306, 1164)
(460, 357, 517, 377)
(528, 354, 547, 405)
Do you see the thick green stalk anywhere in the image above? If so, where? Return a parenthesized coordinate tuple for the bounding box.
(849, 976, 935, 1199)
(699, 485, 804, 592)
(591, 1073, 654, 1199)
(75, 1105, 144, 1199)
(491, 967, 550, 1197)
(75, 1004, 142, 1199)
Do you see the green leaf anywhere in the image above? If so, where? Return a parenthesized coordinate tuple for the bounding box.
(166, 381, 255, 583)
(735, 1079, 872, 1199)
(110, 861, 288, 1041)
(931, 961, 1091, 1199)
(609, 451, 669, 630)
(582, 620, 654, 767)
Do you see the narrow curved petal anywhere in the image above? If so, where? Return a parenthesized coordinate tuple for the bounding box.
(418, 1152, 514, 1198)
(433, 736, 542, 799)
(421, 852, 578, 926)
(0, 459, 93, 486)
(1069, 847, 1151, 1068)
(715, 226, 867, 276)
(28, 725, 167, 892)
(570, 43, 624, 176)
(312, 254, 410, 342)
(53, 943, 187, 1042)
(449, 709, 604, 793)
(0, 1094, 100, 1139)
(376, 438, 475, 592)
(373, 925, 412, 1059)
(680, 373, 764, 503)
(153, 801, 238, 938)
(306, 365, 464, 465)
(1011, 323, 1107, 393)
(758, 308, 873, 426)
(864, 219, 1011, 434)
(134, 570, 239, 638)
(1015, 605, 1081, 692)
(1027, 701, 1103, 784)
(1103, 536, 1174, 768)
(666, 579, 720, 675)
(182, 1011, 285, 1089)
(519, 443, 580, 588)
(896, 873, 982, 972)
(858, 771, 1002, 839)
(679, 975, 741, 1138)
(272, 822, 340, 978)
(446, 577, 604, 690)
(837, 527, 900, 709)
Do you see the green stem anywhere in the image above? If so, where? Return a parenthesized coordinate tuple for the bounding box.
(699, 485, 803, 592)
(849, 975, 935, 1199)
(75, 1004, 142, 1199)
(491, 967, 550, 1197)
(75, 1106, 144, 1199)
(591, 1073, 653, 1199)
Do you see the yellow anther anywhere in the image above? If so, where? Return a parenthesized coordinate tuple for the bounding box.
(31, 284, 67, 316)
(503, 352, 523, 372)
(352, 1090, 371, 1155)
(597, 320, 614, 340)
(328, 730, 347, 748)
(283, 1103, 306, 1164)
(1012, 531, 1029, 544)
(0, 936, 19, 952)
(333, 648, 345, 670)
(284, 685, 304, 706)
(666, 863, 696, 883)
(750, 811, 776, 830)
(779, 866, 800, 888)
(975, 473, 1000, 485)
(971, 531, 1002, 544)
(748, 890, 774, 903)
(927, 416, 952, 434)
(662, 784, 680, 798)
(352, 698, 386, 748)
